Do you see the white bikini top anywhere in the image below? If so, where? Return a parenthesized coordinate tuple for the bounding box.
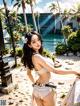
(34, 54, 54, 75)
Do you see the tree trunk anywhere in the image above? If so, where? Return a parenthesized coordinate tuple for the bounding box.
(30, 1, 38, 32)
(22, 0, 28, 32)
(22, 7, 28, 32)
(37, 13, 40, 33)
(0, 17, 5, 52)
(3, 0, 17, 67)
(56, 0, 67, 45)
(56, 0, 63, 28)
(54, 15, 56, 33)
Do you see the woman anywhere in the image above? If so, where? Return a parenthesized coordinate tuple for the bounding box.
(22, 31, 80, 106)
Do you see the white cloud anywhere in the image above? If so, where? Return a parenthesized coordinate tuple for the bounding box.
(35, 0, 42, 4)
(16, 0, 43, 14)
(34, 2, 53, 13)
(33, 0, 80, 13)
(0, 4, 17, 12)
(17, 4, 31, 13)
(1, 0, 80, 13)
(47, 0, 80, 13)
(34, 7, 43, 13)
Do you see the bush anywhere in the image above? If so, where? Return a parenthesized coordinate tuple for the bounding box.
(3, 48, 9, 55)
(16, 48, 23, 57)
(67, 32, 76, 47)
(76, 29, 80, 37)
(42, 49, 55, 61)
(55, 43, 67, 55)
(10, 47, 23, 57)
(61, 25, 72, 39)
(68, 31, 80, 53)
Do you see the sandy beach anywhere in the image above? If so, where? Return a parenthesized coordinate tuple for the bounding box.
(0, 55, 80, 106)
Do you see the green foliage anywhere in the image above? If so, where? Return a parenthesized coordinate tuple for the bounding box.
(42, 49, 55, 61)
(55, 43, 67, 55)
(68, 32, 77, 45)
(16, 47, 23, 57)
(12, 31, 21, 42)
(68, 31, 80, 52)
(76, 29, 80, 37)
(72, 44, 80, 51)
(2, 48, 9, 55)
(10, 49, 14, 57)
(10, 47, 23, 57)
(61, 25, 72, 39)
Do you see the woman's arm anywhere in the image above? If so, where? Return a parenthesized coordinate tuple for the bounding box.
(27, 68, 35, 83)
(53, 68, 78, 75)
(32, 54, 80, 76)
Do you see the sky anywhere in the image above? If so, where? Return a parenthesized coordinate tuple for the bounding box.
(0, 0, 80, 13)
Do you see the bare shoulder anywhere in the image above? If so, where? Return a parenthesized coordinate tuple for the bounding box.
(32, 54, 42, 62)
(32, 54, 47, 68)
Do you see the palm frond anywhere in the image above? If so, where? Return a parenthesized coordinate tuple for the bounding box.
(13, 2, 19, 7)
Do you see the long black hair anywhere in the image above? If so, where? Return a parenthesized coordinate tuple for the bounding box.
(22, 31, 43, 70)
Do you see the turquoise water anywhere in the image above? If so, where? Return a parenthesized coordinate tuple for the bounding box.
(42, 34, 64, 52)
(5, 34, 64, 53)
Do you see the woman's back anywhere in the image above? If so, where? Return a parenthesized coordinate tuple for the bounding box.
(32, 53, 53, 83)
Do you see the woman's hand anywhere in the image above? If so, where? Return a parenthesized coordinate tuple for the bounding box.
(74, 71, 80, 77)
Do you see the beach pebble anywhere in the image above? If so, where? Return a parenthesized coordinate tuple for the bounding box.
(8, 101, 14, 105)
(58, 82, 64, 85)
(19, 99, 24, 102)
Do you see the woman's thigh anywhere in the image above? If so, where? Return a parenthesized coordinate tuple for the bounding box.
(32, 95, 44, 106)
(43, 90, 56, 106)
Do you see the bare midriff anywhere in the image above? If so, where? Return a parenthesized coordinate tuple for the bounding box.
(35, 69, 51, 84)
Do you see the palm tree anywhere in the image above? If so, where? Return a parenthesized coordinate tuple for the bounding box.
(3, 0, 17, 66)
(56, 0, 63, 29)
(11, 0, 28, 32)
(12, 0, 38, 32)
(35, 11, 40, 33)
(49, 3, 58, 33)
(37, 12, 40, 33)
(56, 0, 70, 44)
(70, 3, 80, 29)
(28, 0, 38, 32)
(62, 9, 70, 22)
(61, 25, 72, 45)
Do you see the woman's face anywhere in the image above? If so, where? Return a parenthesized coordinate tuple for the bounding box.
(29, 34, 41, 52)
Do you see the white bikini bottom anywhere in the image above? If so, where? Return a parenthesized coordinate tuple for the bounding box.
(33, 85, 52, 99)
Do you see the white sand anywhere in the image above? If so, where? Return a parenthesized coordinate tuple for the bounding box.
(0, 55, 80, 106)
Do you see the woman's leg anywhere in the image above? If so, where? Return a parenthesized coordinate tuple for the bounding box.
(32, 94, 43, 106)
(43, 90, 56, 106)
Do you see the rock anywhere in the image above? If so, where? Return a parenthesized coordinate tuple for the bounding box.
(8, 101, 14, 105)
(65, 67, 72, 70)
(65, 61, 74, 65)
(15, 95, 18, 97)
(19, 99, 23, 102)
(60, 94, 66, 99)
(8, 97, 12, 99)
(58, 82, 64, 85)
(24, 97, 28, 100)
